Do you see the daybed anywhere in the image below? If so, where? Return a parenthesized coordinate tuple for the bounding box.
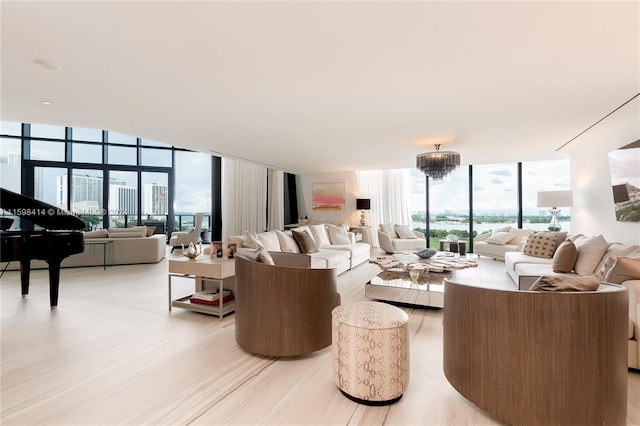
(472, 226, 533, 260)
(229, 224, 370, 276)
(1, 226, 166, 270)
(234, 252, 341, 356)
(501, 232, 640, 370)
(443, 279, 628, 425)
(377, 223, 427, 254)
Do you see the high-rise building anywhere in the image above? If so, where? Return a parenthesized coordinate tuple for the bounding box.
(144, 183, 168, 214)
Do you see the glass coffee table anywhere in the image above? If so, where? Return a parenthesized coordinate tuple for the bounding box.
(366, 252, 478, 308)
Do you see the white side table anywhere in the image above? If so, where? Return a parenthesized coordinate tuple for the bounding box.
(168, 256, 235, 318)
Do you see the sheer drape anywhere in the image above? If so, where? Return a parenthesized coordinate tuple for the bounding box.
(356, 169, 412, 247)
(221, 158, 268, 239)
(267, 169, 284, 231)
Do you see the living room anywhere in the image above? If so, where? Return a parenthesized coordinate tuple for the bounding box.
(1, 1, 639, 425)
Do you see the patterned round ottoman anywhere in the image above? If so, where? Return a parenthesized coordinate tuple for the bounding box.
(331, 301, 409, 405)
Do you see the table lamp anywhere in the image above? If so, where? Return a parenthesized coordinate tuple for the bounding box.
(537, 190, 573, 231)
(356, 198, 370, 226)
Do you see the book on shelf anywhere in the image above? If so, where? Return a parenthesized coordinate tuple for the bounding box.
(189, 290, 233, 306)
(190, 293, 234, 306)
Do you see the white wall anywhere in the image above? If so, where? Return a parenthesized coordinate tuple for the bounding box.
(295, 171, 362, 226)
(569, 97, 640, 246)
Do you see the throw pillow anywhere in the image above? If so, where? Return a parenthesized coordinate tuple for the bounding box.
(274, 230, 301, 253)
(485, 231, 513, 245)
(327, 224, 351, 245)
(595, 243, 640, 273)
(257, 231, 281, 252)
(523, 234, 557, 259)
(292, 229, 319, 254)
(574, 234, 609, 276)
(254, 247, 275, 265)
(309, 224, 331, 248)
(242, 231, 260, 249)
(552, 241, 578, 273)
(395, 225, 417, 239)
(536, 231, 567, 254)
(529, 274, 600, 292)
(145, 226, 156, 237)
(603, 257, 640, 284)
(379, 223, 398, 238)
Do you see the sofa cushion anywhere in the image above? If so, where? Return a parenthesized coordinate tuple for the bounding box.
(485, 231, 513, 245)
(254, 248, 275, 265)
(275, 230, 301, 253)
(394, 225, 417, 239)
(309, 224, 331, 248)
(552, 241, 578, 273)
(523, 234, 556, 259)
(603, 257, 640, 284)
(243, 231, 260, 249)
(380, 223, 398, 238)
(529, 274, 600, 292)
(85, 229, 109, 239)
(108, 226, 146, 238)
(257, 231, 281, 252)
(596, 243, 640, 273)
(508, 228, 534, 245)
(327, 224, 351, 245)
(574, 234, 609, 275)
(292, 229, 319, 254)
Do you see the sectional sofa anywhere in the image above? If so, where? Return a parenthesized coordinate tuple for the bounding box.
(228, 224, 370, 276)
(1, 226, 166, 270)
(473, 226, 533, 260)
(499, 232, 640, 370)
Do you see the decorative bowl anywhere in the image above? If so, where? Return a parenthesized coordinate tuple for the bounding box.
(446, 234, 460, 242)
(414, 248, 437, 258)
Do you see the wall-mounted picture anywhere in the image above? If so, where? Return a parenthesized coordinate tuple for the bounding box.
(312, 183, 345, 211)
(608, 140, 640, 222)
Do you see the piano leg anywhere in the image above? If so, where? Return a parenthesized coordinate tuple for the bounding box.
(19, 258, 31, 297)
(46, 259, 62, 308)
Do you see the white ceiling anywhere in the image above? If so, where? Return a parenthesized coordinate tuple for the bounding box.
(1, 1, 638, 174)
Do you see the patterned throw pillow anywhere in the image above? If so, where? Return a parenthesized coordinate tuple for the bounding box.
(523, 234, 557, 259)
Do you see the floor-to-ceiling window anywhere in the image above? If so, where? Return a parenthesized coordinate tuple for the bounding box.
(409, 159, 571, 251)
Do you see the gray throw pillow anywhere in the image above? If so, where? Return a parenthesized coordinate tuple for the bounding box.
(529, 274, 600, 292)
(292, 229, 319, 254)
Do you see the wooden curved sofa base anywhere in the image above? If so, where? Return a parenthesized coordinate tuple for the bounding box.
(234, 254, 341, 357)
(443, 279, 628, 426)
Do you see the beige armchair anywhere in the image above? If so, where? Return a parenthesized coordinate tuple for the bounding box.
(169, 212, 203, 252)
(377, 223, 427, 254)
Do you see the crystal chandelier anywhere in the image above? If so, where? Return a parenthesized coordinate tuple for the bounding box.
(416, 144, 461, 180)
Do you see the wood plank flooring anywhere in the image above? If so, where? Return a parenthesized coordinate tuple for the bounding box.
(1, 250, 638, 425)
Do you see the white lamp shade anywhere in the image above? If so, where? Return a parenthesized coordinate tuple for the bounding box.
(537, 190, 573, 208)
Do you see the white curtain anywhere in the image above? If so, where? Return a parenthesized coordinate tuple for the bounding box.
(221, 158, 268, 239)
(356, 169, 412, 247)
(267, 169, 284, 231)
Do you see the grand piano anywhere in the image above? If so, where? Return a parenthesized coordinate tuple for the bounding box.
(1, 187, 85, 308)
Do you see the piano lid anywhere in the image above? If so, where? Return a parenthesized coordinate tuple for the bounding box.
(1, 187, 86, 231)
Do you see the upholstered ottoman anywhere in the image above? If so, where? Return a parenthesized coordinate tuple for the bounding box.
(331, 301, 409, 405)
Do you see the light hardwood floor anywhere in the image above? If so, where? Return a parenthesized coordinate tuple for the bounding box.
(1, 249, 639, 425)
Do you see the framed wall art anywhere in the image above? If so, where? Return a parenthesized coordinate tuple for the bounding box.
(608, 139, 640, 222)
(312, 183, 345, 211)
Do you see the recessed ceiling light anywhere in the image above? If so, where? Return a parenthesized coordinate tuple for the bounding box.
(34, 59, 60, 71)
(42, 101, 51, 105)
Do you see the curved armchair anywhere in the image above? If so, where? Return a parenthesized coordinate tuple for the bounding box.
(169, 212, 203, 252)
(443, 279, 628, 425)
(234, 253, 341, 357)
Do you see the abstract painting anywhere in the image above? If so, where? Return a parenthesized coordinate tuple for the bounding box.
(312, 183, 345, 210)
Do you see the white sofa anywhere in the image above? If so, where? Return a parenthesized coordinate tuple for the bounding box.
(473, 227, 533, 260)
(2, 226, 167, 270)
(377, 223, 427, 254)
(229, 224, 370, 276)
(503, 233, 640, 370)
